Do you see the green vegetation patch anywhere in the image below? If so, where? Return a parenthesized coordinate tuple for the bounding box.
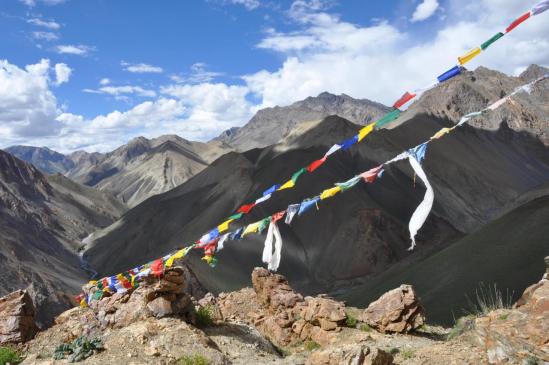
(179, 353, 210, 365)
(0, 346, 22, 365)
(53, 336, 104, 363)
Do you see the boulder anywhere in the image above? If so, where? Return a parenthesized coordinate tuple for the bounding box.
(361, 284, 425, 333)
(474, 260, 549, 363)
(306, 343, 393, 365)
(0, 290, 39, 344)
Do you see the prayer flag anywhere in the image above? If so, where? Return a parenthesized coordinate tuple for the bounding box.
(481, 32, 504, 50)
(407, 152, 434, 250)
(242, 221, 261, 236)
(430, 127, 452, 140)
(217, 233, 230, 252)
(374, 109, 401, 129)
(505, 11, 531, 33)
(393, 92, 417, 109)
(285, 204, 300, 224)
(237, 203, 256, 214)
(218, 219, 234, 233)
(227, 212, 243, 221)
(358, 123, 375, 142)
(279, 179, 295, 190)
(325, 144, 342, 156)
(263, 184, 281, 197)
(230, 227, 244, 240)
(258, 217, 271, 233)
(298, 197, 319, 216)
(151, 258, 164, 277)
(360, 165, 383, 183)
(320, 186, 342, 200)
(336, 176, 361, 191)
(458, 47, 481, 65)
(409, 143, 428, 163)
(255, 194, 272, 204)
(437, 66, 461, 83)
(341, 135, 359, 150)
(532, 0, 549, 15)
(307, 157, 327, 172)
(272, 211, 286, 222)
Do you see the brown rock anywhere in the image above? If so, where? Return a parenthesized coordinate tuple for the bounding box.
(361, 284, 425, 333)
(0, 290, 39, 344)
(306, 343, 393, 365)
(252, 267, 304, 311)
(147, 296, 174, 318)
(474, 273, 549, 363)
(301, 297, 346, 326)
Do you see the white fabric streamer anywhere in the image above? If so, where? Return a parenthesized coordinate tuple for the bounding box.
(325, 144, 342, 157)
(407, 154, 434, 250)
(262, 220, 283, 271)
(386, 151, 409, 165)
(217, 233, 230, 252)
(285, 204, 300, 225)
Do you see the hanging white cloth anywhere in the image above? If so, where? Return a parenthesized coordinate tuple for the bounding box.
(407, 154, 434, 250)
(262, 220, 283, 271)
(217, 233, 230, 252)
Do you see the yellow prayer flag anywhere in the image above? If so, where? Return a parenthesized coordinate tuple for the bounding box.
(358, 123, 375, 142)
(165, 247, 189, 267)
(79, 298, 88, 308)
(320, 186, 342, 200)
(278, 179, 295, 190)
(218, 219, 234, 233)
(88, 280, 98, 285)
(242, 221, 261, 237)
(458, 47, 481, 65)
(430, 127, 452, 140)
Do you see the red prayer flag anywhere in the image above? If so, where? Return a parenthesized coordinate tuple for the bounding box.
(272, 210, 286, 222)
(360, 165, 383, 183)
(307, 157, 327, 172)
(506, 11, 531, 33)
(150, 258, 164, 277)
(393, 92, 417, 109)
(237, 203, 256, 214)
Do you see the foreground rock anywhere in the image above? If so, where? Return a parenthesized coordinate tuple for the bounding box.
(0, 290, 39, 344)
(306, 342, 393, 365)
(361, 285, 425, 333)
(474, 257, 549, 364)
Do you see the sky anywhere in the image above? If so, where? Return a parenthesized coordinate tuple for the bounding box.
(0, 0, 548, 153)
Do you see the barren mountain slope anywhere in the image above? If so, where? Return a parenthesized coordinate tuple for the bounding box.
(66, 135, 232, 207)
(0, 150, 126, 326)
(4, 146, 75, 174)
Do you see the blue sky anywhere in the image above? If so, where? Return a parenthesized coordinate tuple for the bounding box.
(0, 0, 547, 152)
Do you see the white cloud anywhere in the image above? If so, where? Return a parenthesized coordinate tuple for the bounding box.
(121, 61, 163, 73)
(411, 0, 440, 22)
(84, 85, 157, 98)
(54, 63, 72, 85)
(32, 31, 59, 41)
(0, 59, 60, 140)
(27, 18, 61, 29)
(230, 0, 260, 10)
(55, 44, 94, 56)
(170, 63, 224, 84)
(99, 78, 111, 85)
(20, 0, 68, 5)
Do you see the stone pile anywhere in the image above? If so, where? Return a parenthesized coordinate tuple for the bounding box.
(82, 266, 206, 328)
(0, 290, 39, 344)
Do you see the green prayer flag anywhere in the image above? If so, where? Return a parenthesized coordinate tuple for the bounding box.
(374, 109, 401, 129)
(336, 176, 361, 191)
(227, 212, 244, 221)
(93, 290, 103, 300)
(481, 32, 504, 50)
(291, 168, 307, 183)
(258, 217, 271, 233)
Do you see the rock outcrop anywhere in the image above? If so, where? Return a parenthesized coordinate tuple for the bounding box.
(218, 268, 348, 348)
(361, 284, 425, 333)
(0, 290, 39, 344)
(474, 257, 549, 364)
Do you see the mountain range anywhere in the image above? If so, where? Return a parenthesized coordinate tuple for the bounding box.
(1, 64, 548, 327)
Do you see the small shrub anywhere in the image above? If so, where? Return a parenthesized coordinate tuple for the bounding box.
(465, 283, 513, 316)
(447, 315, 476, 340)
(401, 349, 415, 359)
(178, 354, 210, 365)
(53, 336, 104, 363)
(498, 313, 509, 321)
(387, 347, 399, 355)
(525, 356, 540, 365)
(0, 347, 22, 365)
(359, 324, 372, 332)
(195, 306, 214, 328)
(304, 341, 321, 351)
(345, 312, 357, 328)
